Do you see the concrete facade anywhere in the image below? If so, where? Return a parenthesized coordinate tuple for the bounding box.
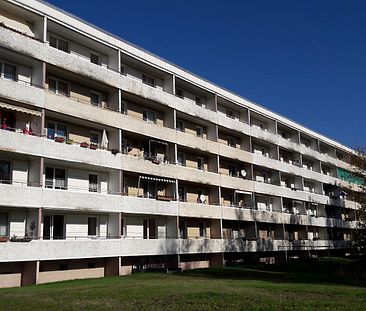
(0, 0, 362, 287)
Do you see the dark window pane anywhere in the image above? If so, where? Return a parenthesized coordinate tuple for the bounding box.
(0, 161, 11, 183)
(88, 217, 97, 235)
(4, 64, 16, 81)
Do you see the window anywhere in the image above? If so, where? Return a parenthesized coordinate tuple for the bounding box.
(89, 174, 98, 192)
(178, 186, 186, 202)
(90, 91, 101, 107)
(120, 65, 125, 75)
(197, 157, 204, 171)
(176, 119, 185, 132)
(142, 73, 155, 87)
(195, 96, 201, 106)
(175, 88, 183, 98)
(88, 217, 97, 236)
(229, 164, 237, 177)
(179, 220, 187, 238)
(120, 218, 125, 236)
(199, 222, 206, 238)
(90, 133, 99, 145)
(3, 63, 16, 81)
(0, 213, 8, 237)
(228, 136, 236, 148)
(90, 53, 100, 65)
(47, 122, 67, 140)
(48, 78, 69, 96)
(143, 110, 156, 123)
(45, 167, 67, 190)
(0, 161, 11, 184)
(196, 126, 204, 138)
(177, 153, 185, 166)
(49, 35, 69, 53)
(226, 109, 235, 119)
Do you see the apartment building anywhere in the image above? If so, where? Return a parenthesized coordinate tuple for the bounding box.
(0, 0, 363, 288)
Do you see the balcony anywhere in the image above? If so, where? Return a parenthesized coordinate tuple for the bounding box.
(0, 129, 122, 169)
(0, 76, 45, 108)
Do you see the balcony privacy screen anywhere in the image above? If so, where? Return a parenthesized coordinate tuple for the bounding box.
(337, 168, 364, 186)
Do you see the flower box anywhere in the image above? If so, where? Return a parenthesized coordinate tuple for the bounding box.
(80, 142, 89, 148)
(0, 236, 9, 242)
(55, 136, 65, 143)
(90, 144, 98, 150)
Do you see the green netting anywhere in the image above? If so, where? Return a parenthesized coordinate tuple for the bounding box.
(337, 168, 364, 186)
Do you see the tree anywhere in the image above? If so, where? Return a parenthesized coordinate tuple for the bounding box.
(350, 148, 366, 254)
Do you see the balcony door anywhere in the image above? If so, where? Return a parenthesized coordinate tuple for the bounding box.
(43, 214, 64, 239)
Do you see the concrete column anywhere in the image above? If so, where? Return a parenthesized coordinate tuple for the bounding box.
(22, 261, 39, 286)
(37, 208, 42, 239)
(166, 255, 179, 270)
(213, 93, 218, 112)
(41, 108, 45, 135)
(105, 257, 120, 277)
(39, 157, 44, 187)
(43, 16, 47, 42)
(119, 170, 123, 195)
(210, 253, 224, 267)
(118, 89, 122, 113)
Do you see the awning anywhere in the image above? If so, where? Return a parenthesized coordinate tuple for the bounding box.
(235, 190, 252, 195)
(0, 102, 42, 117)
(139, 175, 175, 183)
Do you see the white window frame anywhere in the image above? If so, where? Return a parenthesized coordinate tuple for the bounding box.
(226, 108, 235, 119)
(176, 119, 185, 132)
(196, 126, 204, 138)
(0, 60, 17, 81)
(177, 152, 186, 166)
(228, 136, 236, 148)
(90, 52, 101, 65)
(45, 166, 67, 190)
(88, 173, 99, 193)
(142, 73, 155, 87)
(46, 121, 68, 140)
(143, 110, 156, 123)
(197, 156, 205, 171)
(48, 76, 69, 96)
(90, 90, 102, 107)
(49, 34, 70, 53)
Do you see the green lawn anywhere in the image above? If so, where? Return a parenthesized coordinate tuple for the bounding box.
(0, 257, 366, 311)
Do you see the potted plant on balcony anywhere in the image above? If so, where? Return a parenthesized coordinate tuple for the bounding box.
(111, 149, 118, 155)
(54, 136, 65, 143)
(90, 143, 98, 150)
(0, 236, 9, 242)
(80, 142, 89, 148)
(66, 139, 74, 145)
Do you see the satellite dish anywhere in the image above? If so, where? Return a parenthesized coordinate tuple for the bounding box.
(200, 194, 206, 203)
(240, 169, 247, 178)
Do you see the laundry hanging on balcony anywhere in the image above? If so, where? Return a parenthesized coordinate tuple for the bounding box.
(101, 129, 109, 149)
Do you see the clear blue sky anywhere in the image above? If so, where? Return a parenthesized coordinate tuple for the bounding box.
(45, 0, 365, 148)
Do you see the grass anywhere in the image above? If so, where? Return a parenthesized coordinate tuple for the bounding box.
(0, 257, 366, 310)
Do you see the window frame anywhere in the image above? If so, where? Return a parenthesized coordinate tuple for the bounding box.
(45, 166, 67, 190)
(142, 73, 155, 87)
(48, 76, 70, 96)
(49, 34, 70, 53)
(87, 216, 98, 236)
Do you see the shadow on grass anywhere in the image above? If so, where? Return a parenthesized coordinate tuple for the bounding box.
(180, 257, 366, 288)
